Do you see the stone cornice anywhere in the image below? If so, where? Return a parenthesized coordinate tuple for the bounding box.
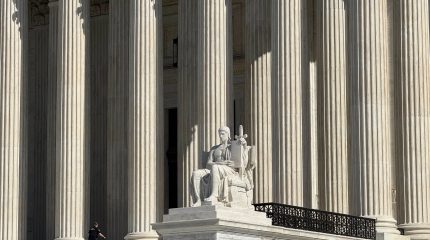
(90, 0, 109, 17)
(30, 0, 49, 27)
(29, 0, 109, 28)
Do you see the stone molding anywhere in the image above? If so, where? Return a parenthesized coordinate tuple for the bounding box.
(29, 0, 109, 27)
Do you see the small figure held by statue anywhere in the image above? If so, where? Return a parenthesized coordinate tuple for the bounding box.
(190, 125, 255, 208)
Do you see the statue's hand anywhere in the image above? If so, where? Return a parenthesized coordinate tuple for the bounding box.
(225, 160, 234, 167)
(239, 138, 247, 146)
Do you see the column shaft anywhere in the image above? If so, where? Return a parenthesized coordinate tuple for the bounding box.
(107, 0, 129, 239)
(0, 0, 27, 239)
(316, 0, 348, 213)
(197, 0, 232, 156)
(245, 0, 272, 203)
(397, 0, 430, 237)
(272, 0, 304, 205)
(90, 14, 109, 230)
(55, 0, 89, 238)
(28, 26, 49, 240)
(349, 0, 399, 234)
(126, 0, 162, 239)
(47, 2, 58, 239)
(177, 0, 199, 207)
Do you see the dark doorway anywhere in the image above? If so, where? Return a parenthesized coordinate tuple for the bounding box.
(166, 108, 178, 209)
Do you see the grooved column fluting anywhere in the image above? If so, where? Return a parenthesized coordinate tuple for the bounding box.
(126, 1, 162, 239)
(54, 0, 89, 239)
(28, 26, 49, 240)
(107, 0, 129, 239)
(0, 0, 27, 239)
(316, 0, 348, 214)
(46, 2, 58, 239)
(245, 0, 272, 203)
(397, 0, 430, 238)
(197, 0, 232, 155)
(348, 0, 399, 234)
(178, 0, 199, 207)
(272, 0, 304, 205)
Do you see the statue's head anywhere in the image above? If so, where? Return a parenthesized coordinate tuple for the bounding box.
(218, 126, 230, 143)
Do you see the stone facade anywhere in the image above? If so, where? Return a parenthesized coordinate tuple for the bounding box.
(0, 0, 428, 239)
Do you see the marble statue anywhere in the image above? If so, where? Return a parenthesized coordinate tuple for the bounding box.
(190, 125, 255, 208)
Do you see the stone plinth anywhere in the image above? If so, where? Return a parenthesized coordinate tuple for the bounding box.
(376, 233, 410, 240)
(153, 206, 378, 240)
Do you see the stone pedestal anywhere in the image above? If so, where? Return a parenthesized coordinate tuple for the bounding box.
(153, 205, 270, 240)
(153, 206, 377, 240)
(376, 233, 410, 240)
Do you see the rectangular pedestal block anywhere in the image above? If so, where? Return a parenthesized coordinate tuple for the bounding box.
(153, 205, 374, 240)
(376, 233, 410, 240)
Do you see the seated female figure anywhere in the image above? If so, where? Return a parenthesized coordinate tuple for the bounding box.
(190, 126, 239, 206)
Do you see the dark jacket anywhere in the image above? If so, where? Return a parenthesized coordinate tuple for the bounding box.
(88, 226, 101, 240)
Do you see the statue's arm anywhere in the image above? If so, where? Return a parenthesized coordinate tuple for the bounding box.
(205, 150, 214, 168)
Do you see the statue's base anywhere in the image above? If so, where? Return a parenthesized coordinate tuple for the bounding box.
(376, 233, 410, 240)
(152, 205, 387, 240)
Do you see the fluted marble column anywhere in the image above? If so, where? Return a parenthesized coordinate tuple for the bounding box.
(28, 25, 49, 240)
(245, 0, 272, 203)
(126, 1, 162, 239)
(90, 14, 109, 230)
(46, 2, 58, 239)
(178, 0, 199, 207)
(316, 0, 348, 214)
(55, 0, 89, 239)
(272, 0, 304, 205)
(107, 0, 129, 239)
(0, 0, 27, 239)
(397, 0, 430, 238)
(197, 0, 232, 156)
(348, 0, 399, 234)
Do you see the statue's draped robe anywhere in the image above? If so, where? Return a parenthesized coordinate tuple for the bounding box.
(191, 144, 239, 205)
(208, 144, 237, 201)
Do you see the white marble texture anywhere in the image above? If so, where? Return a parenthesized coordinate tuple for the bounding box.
(271, 0, 304, 206)
(126, 0, 162, 239)
(153, 206, 370, 240)
(316, 0, 349, 214)
(245, 0, 273, 204)
(0, 0, 28, 239)
(348, 0, 399, 234)
(54, 0, 90, 239)
(397, 0, 430, 239)
(177, 0, 199, 208)
(197, 0, 233, 158)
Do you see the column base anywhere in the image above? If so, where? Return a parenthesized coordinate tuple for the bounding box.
(375, 216, 401, 235)
(398, 224, 430, 240)
(124, 231, 159, 240)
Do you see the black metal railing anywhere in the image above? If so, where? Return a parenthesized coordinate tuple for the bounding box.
(254, 203, 376, 239)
